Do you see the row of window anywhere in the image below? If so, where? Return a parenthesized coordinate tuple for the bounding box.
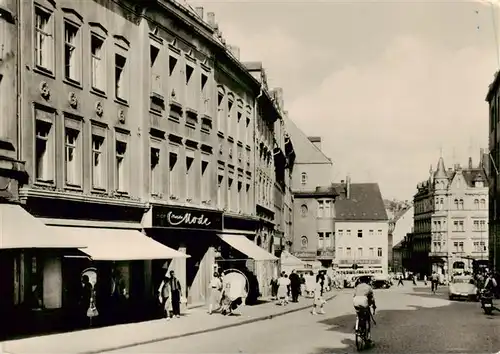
(337, 247, 383, 258)
(257, 172, 274, 209)
(431, 219, 487, 232)
(317, 200, 334, 218)
(434, 198, 487, 210)
(216, 175, 252, 214)
(432, 241, 487, 253)
(317, 232, 333, 249)
(216, 89, 252, 145)
(35, 6, 130, 102)
(337, 229, 383, 237)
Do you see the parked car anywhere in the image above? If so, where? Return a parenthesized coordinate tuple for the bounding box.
(372, 274, 392, 289)
(448, 275, 478, 301)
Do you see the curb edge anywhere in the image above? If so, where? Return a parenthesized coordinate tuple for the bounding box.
(81, 293, 337, 354)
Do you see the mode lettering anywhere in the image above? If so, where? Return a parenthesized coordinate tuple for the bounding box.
(167, 211, 212, 227)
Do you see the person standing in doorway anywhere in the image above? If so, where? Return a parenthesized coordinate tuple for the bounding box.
(169, 270, 182, 318)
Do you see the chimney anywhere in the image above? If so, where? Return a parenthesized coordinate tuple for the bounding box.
(206, 12, 216, 28)
(346, 175, 351, 199)
(194, 6, 204, 20)
(308, 136, 322, 151)
(228, 45, 240, 60)
(468, 157, 473, 169)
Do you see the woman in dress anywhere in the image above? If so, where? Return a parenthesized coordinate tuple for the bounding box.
(158, 275, 172, 320)
(277, 272, 290, 306)
(312, 274, 326, 315)
(208, 271, 223, 314)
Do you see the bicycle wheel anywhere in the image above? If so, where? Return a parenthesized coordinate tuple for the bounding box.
(355, 320, 365, 351)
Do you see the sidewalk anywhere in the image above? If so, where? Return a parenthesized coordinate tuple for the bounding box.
(2, 292, 338, 354)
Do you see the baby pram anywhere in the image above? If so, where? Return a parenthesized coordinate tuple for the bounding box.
(219, 269, 249, 315)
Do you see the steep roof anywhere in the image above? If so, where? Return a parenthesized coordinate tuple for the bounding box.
(333, 183, 388, 221)
(284, 116, 332, 164)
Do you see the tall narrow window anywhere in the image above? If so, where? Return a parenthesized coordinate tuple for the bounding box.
(325, 232, 333, 248)
(169, 55, 179, 100)
(91, 34, 105, 91)
(357, 247, 363, 258)
(64, 22, 80, 82)
(317, 200, 324, 217)
(377, 247, 383, 257)
(228, 178, 233, 210)
(185, 155, 194, 200)
(301, 172, 307, 185)
(92, 134, 106, 189)
(317, 232, 324, 249)
(34, 7, 53, 71)
(115, 140, 128, 192)
(150, 45, 161, 95)
(217, 175, 224, 208)
(217, 90, 224, 132)
(324, 200, 331, 217)
(150, 147, 160, 196)
(65, 127, 81, 186)
(201, 160, 209, 202)
(358, 230, 363, 238)
(237, 181, 243, 212)
(115, 53, 127, 101)
(201, 73, 209, 114)
(246, 183, 251, 213)
(35, 119, 54, 182)
(369, 247, 374, 257)
(169, 152, 178, 198)
(185, 65, 195, 108)
(227, 98, 234, 136)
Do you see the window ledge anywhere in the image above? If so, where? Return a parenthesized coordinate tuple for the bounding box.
(64, 184, 83, 192)
(91, 187, 107, 195)
(33, 66, 55, 79)
(114, 97, 129, 107)
(34, 179, 55, 188)
(90, 88, 107, 98)
(63, 78, 83, 90)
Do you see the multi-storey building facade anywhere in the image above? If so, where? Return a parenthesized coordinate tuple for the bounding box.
(0, 0, 288, 335)
(388, 205, 413, 271)
(285, 119, 335, 265)
(413, 154, 489, 278)
(334, 181, 389, 275)
(487, 74, 500, 272)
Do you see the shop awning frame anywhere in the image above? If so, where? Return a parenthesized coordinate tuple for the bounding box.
(48, 226, 189, 261)
(218, 234, 278, 261)
(0, 204, 87, 250)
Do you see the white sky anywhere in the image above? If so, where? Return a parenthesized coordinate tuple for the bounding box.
(191, 0, 499, 201)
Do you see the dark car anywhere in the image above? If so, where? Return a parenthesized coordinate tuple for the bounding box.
(355, 275, 375, 287)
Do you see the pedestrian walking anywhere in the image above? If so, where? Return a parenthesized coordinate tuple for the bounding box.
(424, 274, 428, 286)
(289, 270, 301, 302)
(158, 275, 172, 320)
(299, 274, 306, 296)
(277, 272, 290, 306)
(169, 270, 182, 318)
(311, 274, 326, 315)
(208, 271, 223, 315)
(270, 276, 279, 300)
(431, 271, 439, 294)
(412, 274, 417, 286)
(397, 274, 404, 286)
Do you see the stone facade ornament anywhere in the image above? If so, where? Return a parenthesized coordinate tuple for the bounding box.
(39, 81, 50, 99)
(118, 109, 125, 124)
(95, 101, 103, 117)
(68, 92, 78, 108)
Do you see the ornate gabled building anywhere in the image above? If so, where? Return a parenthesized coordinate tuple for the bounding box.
(412, 151, 489, 278)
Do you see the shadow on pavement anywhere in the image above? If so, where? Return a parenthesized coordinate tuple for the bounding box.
(310, 300, 500, 354)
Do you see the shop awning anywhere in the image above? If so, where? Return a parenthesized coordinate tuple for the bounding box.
(48, 226, 189, 261)
(219, 234, 278, 261)
(0, 204, 86, 249)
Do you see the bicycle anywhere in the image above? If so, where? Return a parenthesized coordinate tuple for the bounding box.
(354, 306, 376, 351)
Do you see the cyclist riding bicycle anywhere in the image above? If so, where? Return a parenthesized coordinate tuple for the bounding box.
(353, 276, 376, 331)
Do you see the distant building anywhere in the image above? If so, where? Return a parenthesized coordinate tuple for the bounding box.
(285, 118, 335, 266)
(334, 181, 389, 275)
(389, 205, 414, 271)
(413, 153, 489, 278)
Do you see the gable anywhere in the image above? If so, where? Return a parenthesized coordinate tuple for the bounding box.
(284, 116, 332, 164)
